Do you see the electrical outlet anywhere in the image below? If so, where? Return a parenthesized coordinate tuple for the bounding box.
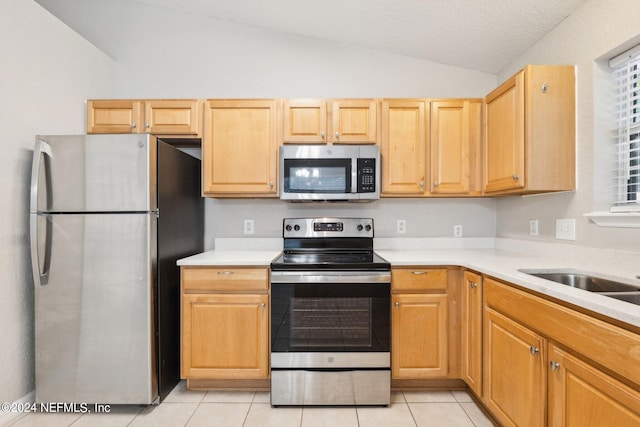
(453, 224, 463, 238)
(397, 219, 406, 234)
(529, 219, 539, 236)
(555, 218, 576, 240)
(243, 219, 255, 235)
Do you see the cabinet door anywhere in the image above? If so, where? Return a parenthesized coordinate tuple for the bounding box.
(484, 307, 546, 427)
(282, 99, 327, 143)
(330, 99, 377, 143)
(462, 271, 483, 396)
(380, 100, 427, 195)
(202, 99, 278, 195)
(548, 344, 640, 427)
(181, 293, 269, 379)
(392, 293, 448, 378)
(483, 71, 525, 193)
(430, 100, 481, 194)
(87, 100, 142, 134)
(144, 99, 200, 135)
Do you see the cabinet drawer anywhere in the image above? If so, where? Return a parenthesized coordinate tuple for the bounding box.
(392, 268, 448, 291)
(182, 267, 268, 292)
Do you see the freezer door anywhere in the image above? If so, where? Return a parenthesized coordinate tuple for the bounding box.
(33, 212, 158, 404)
(31, 134, 156, 213)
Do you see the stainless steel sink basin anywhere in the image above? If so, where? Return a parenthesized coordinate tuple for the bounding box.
(518, 269, 640, 307)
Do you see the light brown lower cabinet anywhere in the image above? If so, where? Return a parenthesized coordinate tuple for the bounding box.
(483, 306, 546, 427)
(461, 271, 483, 396)
(548, 344, 640, 426)
(482, 276, 640, 427)
(180, 267, 269, 381)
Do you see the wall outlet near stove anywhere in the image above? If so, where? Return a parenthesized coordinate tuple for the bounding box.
(529, 219, 539, 236)
(397, 219, 406, 234)
(244, 219, 255, 235)
(453, 224, 463, 238)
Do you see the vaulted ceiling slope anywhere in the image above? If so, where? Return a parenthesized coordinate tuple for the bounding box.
(35, 0, 587, 74)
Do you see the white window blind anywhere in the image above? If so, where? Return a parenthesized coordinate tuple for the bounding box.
(610, 45, 640, 212)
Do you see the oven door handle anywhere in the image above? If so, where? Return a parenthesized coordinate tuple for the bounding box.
(270, 271, 391, 284)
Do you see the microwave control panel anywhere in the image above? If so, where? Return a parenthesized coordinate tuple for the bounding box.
(357, 158, 376, 193)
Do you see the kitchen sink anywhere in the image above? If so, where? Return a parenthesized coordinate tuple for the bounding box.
(518, 269, 640, 306)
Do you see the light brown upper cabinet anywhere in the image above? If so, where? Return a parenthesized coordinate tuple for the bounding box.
(202, 99, 278, 197)
(282, 99, 377, 144)
(87, 99, 201, 136)
(483, 65, 575, 195)
(380, 99, 428, 195)
(430, 99, 482, 195)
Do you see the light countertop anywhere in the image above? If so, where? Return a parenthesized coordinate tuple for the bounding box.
(177, 239, 640, 328)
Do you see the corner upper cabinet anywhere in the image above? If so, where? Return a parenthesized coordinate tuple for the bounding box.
(202, 99, 278, 197)
(380, 99, 428, 195)
(282, 99, 377, 144)
(483, 65, 575, 194)
(87, 99, 200, 136)
(430, 99, 482, 195)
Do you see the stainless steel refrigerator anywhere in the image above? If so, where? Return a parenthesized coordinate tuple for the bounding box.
(29, 134, 203, 404)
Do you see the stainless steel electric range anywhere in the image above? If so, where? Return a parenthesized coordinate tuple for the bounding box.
(270, 218, 391, 406)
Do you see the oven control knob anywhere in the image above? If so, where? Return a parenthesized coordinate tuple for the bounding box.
(294, 225, 300, 231)
(285, 225, 292, 231)
(365, 224, 372, 231)
(357, 224, 363, 231)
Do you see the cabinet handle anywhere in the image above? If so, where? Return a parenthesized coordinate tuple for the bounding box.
(512, 174, 519, 181)
(541, 82, 549, 93)
(550, 361, 561, 371)
(529, 346, 540, 356)
(434, 181, 439, 187)
(145, 122, 150, 128)
(395, 302, 399, 309)
(131, 122, 137, 129)
(412, 271, 427, 275)
(470, 281, 478, 288)
(261, 303, 265, 310)
(269, 181, 274, 188)
(321, 131, 325, 139)
(217, 271, 234, 275)
(419, 181, 425, 188)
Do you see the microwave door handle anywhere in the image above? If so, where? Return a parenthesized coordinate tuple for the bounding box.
(351, 158, 358, 193)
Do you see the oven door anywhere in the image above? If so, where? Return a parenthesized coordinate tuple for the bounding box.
(270, 271, 390, 360)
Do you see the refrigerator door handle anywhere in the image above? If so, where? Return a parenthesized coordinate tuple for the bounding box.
(30, 140, 53, 286)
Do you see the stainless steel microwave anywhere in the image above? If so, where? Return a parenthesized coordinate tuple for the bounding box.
(279, 145, 380, 201)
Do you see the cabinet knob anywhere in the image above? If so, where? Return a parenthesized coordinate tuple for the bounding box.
(419, 181, 425, 188)
(131, 122, 137, 129)
(470, 282, 478, 288)
(529, 346, 540, 356)
(261, 303, 265, 310)
(395, 302, 399, 309)
(145, 122, 150, 128)
(541, 82, 549, 93)
(512, 174, 519, 181)
(434, 181, 439, 187)
(550, 361, 561, 371)
(335, 131, 339, 140)
(321, 131, 325, 139)
(269, 181, 274, 188)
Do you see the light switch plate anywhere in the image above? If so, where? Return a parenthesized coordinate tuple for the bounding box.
(555, 218, 575, 240)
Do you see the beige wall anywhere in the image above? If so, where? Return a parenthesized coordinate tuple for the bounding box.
(494, 0, 640, 252)
(0, 0, 115, 403)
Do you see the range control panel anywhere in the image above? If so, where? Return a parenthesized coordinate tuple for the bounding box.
(283, 218, 374, 238)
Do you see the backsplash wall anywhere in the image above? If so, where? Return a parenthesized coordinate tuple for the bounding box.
(204, 198, 496, 250)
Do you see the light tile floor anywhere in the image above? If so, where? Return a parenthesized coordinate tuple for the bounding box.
(7, 382, 494, 427)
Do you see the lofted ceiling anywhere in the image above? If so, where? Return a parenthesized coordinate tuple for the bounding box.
(35, 0, 587, 74)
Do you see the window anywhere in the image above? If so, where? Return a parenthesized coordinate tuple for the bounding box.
(610, 45, 640, 212)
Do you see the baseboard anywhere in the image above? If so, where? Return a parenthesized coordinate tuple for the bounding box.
(0, 390, 34, 427)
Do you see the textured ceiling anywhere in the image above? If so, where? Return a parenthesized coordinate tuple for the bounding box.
(36, 0, 588, 74)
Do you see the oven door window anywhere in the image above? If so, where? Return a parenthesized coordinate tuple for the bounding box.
(283, 159, 351, 193)
(271, 283, 390, 352)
